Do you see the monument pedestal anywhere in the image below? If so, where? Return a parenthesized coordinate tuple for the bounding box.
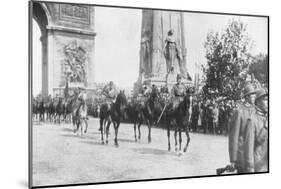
(134, 9, 194, 95)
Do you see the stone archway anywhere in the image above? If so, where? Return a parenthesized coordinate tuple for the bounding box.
(32, 2, 96, 97)
(33, 2, 49, 96)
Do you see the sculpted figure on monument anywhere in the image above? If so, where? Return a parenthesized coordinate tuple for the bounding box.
(140, 30, 152, 77)
(63, 40, 87, 83)
(163, 29, 186, 77)
(164, 29, 181, 74)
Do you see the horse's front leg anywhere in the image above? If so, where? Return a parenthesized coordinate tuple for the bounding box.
(100, 118, 104, 144)
(138, 122, 141, 140)
(147, 120, 152, 143)
(80, 119, 83, 136)
(178, 128, 182, 155)
(113, 121, 119, 147)
(72, 115, 76, 133)
(183, 123, 191, 152)
(76, 119, 80, 136)
(167, 123, 171, 151)
(84, 119, 88, 133)
(174, 129, 178, 152)
(134, 122, 137, 142)
(105, 119, 111, 144)
(54, 113, 57, 124)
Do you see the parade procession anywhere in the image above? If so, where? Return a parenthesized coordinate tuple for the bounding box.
(30, 1, 269, 187)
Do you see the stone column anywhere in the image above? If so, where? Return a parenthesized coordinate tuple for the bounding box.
(151, 10, 160, 77)
(40, 32, 48, 97)
(47, 30, 54, 96)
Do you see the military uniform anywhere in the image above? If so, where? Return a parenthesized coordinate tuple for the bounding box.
(228, 103, 256, 171)
(244, 109, 268, 172)
(170, 74, 186, 110)
(78, 90, 86, 104)
(228, 83, 257, 172)
(103, 82, 118, 109)
(243, 88, 268, 172)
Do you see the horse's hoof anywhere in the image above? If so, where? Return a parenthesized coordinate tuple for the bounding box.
(101, 141, 104, 144)
(135, 138, 137, 142)
(115, 143, 119, 147)
(106, 140, 108, 144)
(177, 151, 183, 156)
(183, 147, 187, 153)
(168, 147, 171, 151)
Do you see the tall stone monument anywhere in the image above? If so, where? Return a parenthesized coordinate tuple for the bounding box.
(136, 10, 191, 92)
(32, 2, 96, 97)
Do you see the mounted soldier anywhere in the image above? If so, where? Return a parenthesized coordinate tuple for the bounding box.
(71, 87, 86, 118)
(140, 80, 151, 97)
(102, 81, 118, 110)
(78, 87, 86, 104)
(170, 74, 187, 110)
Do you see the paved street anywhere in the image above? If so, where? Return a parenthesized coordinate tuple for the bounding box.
(32, 118, 229, 187)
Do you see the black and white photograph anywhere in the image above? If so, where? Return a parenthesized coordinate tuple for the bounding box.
(29, 0, 269, 188)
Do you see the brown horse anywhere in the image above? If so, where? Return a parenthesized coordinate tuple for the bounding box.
(126, 98, 144, 142)
(99, 90, 127, 146)
(127, 87, 165, 143)
(166, 89, 193, 155)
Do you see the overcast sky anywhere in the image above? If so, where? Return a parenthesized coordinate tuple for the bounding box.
(33, 6, 268, 95)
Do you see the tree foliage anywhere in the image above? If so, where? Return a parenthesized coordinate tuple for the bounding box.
(203, 20, 253, 100)
(249, 54, 268, 87)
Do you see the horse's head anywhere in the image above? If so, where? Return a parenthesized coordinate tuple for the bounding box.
(116, 90, 128, 113)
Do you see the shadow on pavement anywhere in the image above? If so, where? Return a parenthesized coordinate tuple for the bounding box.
(62, 128, 74, 132)
(90, 131, 102, 135)
(60, 134, 79, 138)
(133, 147, 171, 156)
(118, 138, 136, 143)
(81, 140, 108, 146)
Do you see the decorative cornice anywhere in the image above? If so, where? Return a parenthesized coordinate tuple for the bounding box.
(46, 25, 97, 36)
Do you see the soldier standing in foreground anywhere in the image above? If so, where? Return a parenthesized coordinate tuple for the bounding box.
(244, 88, 268, 172)
(228, 83, 257, 173)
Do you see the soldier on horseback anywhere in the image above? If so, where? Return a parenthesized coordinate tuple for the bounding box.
(140, 80, 151, 97)
(71, 86, 88, 135)
(102, 81, 118, 110)
(170, 74, 187, 110)
(72, 87, 87, 117)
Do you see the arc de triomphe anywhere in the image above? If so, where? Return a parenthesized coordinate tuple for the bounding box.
(32, 2, 96, 97)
